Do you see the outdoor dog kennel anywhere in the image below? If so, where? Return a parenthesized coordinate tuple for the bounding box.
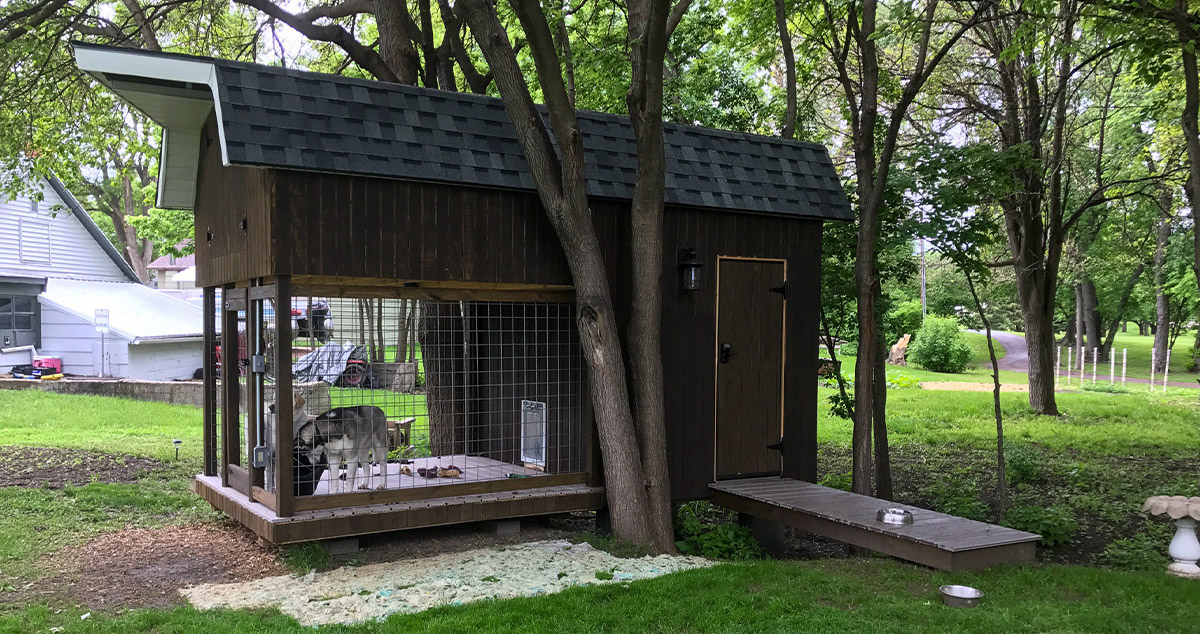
(74, 43, 852, 545)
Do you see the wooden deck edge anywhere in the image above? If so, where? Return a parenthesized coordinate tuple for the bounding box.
(709, 487, 1033, 571)
(195, 475, 605, 546)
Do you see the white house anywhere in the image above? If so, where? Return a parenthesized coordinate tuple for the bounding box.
(0, 174, 203, 379)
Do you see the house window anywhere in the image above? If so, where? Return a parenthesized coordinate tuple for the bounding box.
(0, 296, 36, 331)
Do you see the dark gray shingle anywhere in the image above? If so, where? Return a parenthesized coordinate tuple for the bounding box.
(209, 61, 851, 220)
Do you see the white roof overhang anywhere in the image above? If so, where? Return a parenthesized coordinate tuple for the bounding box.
(72, 44, 225, 210)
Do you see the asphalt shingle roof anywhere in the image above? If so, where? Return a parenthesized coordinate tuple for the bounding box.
(208, 61, 850, 220)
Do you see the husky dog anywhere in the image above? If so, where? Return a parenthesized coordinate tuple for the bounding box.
(296, 403, 390, 493)
(266, 394, 328, 496)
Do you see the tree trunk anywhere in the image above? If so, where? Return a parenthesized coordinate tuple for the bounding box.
(1153, 177, 1174, 373)
(625, 0, 676, 553)
(459, 0, 662, 549)
(375, 0, 419, 84)
(1174, 3, 1200, 306)
(774, 0, 796, 139)
(965, 271, 1006, 521)
(1139, 321, 1150, 336)
(871, 322, 891, 501)
(1082, 281, 1101, 358)
(420, 301, 464, 456)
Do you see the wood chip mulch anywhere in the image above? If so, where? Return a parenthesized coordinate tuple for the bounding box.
(15, 523, 284, 611)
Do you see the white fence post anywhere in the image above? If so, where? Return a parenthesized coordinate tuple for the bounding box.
(1055, 346, 1061, 389)
(1109, 348, 1115, 385)
(1092, 347, 1098, 384)
(1151, 349, 1156, 391)
(1122, 348, 1127, 385)
(1164, 349, 1172, 393)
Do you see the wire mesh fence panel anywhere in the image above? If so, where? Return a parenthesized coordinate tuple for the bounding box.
(257, 295, 586, 501)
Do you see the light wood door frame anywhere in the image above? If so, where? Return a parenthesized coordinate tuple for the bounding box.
(712, 256, 788, 480)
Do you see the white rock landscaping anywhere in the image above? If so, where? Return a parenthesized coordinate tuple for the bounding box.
(180, 539, 714, 626)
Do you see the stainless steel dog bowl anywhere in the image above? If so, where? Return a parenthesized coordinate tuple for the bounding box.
(877, 507, 914, 525)
(939, 585, 983, 608)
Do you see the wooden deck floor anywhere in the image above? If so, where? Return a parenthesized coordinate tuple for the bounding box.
(195, 474, 604, 545)
(710, 477, 1039, 571)
(303, 455, 546, 495)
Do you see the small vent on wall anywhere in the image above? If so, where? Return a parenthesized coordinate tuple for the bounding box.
(18, 219, 51, 264)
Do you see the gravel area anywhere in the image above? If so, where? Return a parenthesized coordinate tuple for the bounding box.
(181, 539, 714, 626)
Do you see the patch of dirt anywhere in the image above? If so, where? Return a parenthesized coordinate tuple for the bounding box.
(0, 447, 164, 489)
(25, 523, 283, 611)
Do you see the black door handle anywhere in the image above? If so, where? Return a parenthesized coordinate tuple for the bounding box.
(720, 343, 732, 363)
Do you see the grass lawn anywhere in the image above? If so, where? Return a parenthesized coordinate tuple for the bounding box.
(4, 558, 1199, 633)
(3, 385, 1199, 631)
(0, 391, 216, 579)
(961, 331, 1007, 362)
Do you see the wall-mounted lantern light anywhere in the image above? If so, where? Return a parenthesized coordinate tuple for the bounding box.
(679, 248, 704, 291)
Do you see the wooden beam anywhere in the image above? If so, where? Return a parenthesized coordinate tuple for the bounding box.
(290, 472, 589, 512)
(275, 276, 295, 518)
(292, 284, 575, 303)
(202, 286, 217, 478)
(220, 284, 241, 487)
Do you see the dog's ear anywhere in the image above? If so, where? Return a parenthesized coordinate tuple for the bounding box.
(294, 393, 306, 409)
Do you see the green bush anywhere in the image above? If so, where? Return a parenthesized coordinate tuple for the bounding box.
(1096, 532, 1170, 571)
(1004, 442, 1042, 486)
(885, 300, 924, 343)
(675, 503, 763, 561)
(1081, 383, 1130, 394)
(886, 369, 921, 389)
(908, 316, 973, 373)
(1002, 504, 1079, 547)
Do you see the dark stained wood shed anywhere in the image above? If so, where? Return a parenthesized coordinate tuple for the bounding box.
(74, 42, 853, 543)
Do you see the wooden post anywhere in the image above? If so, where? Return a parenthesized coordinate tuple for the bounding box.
(220, 285, 242, 487)
(202, 286, 217, 478)
(275, 276, 295, 518)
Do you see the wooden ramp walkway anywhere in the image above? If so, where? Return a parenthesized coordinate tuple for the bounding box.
(710, 477, 1039, 571)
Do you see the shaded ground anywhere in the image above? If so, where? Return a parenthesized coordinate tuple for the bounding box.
(0, 447, 164, 489)
(2, 523, 283, 611)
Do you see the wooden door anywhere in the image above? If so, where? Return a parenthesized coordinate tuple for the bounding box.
(714, 258, 786, 479)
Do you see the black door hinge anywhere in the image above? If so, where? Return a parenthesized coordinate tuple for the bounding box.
(769, 281, 787, 299)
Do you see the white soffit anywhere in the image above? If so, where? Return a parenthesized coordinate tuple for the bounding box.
(72, 45, 226, 210)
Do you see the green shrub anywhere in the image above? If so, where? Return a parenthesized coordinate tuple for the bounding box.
(839, 340, 859, 356)
(923, 478, 990, 521)
(886, 369, 921, 389)
(675, 524, 763, 561)
(1004, 442, 1042, 486)
(674, 503, 763, 561)
(908, 316, 973, 373)
(1002, 504, 1079, 547)
(885, 300, 924, 343)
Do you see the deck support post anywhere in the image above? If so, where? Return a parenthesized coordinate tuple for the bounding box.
(275, 275, 295, 518)
(220, 284, 242, 488)
(202, 286, 217, 477)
